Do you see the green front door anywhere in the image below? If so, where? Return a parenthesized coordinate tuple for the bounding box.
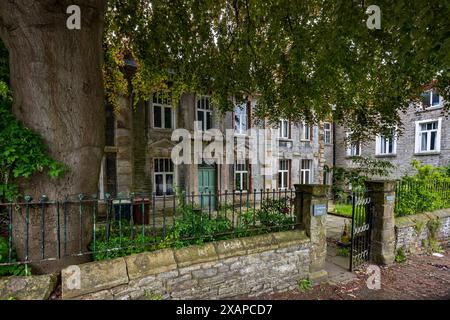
(198, 164, 217, 209)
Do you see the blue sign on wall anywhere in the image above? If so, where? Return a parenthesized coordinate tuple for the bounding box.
(386, 195, 395, 203)
(313, 204, 327, 216)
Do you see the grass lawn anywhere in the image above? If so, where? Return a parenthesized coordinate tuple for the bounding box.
(333, 203, 353, 218)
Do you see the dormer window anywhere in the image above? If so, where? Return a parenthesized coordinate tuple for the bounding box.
(421, 89, 443, 109)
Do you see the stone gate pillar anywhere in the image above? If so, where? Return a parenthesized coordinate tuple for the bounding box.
(365, 180, 396, 265)
(294, 184, 329, 283)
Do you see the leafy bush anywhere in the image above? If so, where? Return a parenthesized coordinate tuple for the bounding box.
(337, 247, 350, 257)
(0, 236, 31, 276)
(395, 161, 450, 217)
(297, 279, 312, 293)
(331, 156, 396, 199)
(90, 210, 233, 260)
(395, 247, 406, 263)
(90, 188, 297, 261)
(167, 208, 232, 248)
(257, 197, 295, 232)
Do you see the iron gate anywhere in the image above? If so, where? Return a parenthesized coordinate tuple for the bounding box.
(349, 189, 374, 271)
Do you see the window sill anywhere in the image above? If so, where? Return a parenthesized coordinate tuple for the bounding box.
(233, 190, 249, 194)
(276, 137, 292, 141)
(375, 153, 397, 158)
(151, 127, 174, 131)
(415, 105, 444, 113)
(154, 194, 175, 199)
(414, 151, 441, 156)
(425, 105, 443, 111)
(234, 132, 248, 137)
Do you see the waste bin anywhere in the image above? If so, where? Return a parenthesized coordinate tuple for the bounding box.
(132, 197, 150, 225)
(113, 199, 132, 221)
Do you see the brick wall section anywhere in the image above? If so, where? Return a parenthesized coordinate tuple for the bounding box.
(395, 209, 450, 254)
(61, 231, 310, 300)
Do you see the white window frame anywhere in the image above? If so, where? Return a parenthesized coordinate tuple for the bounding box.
(346, 132, 361, 156)
(153, 158, 175, 196)
(415, 118, 442, 153)
(301, 122, 311, 141)
(300, 159, 312, 184)
(152, 93, 173, 129)
(234, 161, 249, 191)
(278, 159, 290, 190)
(278, 119, 289, 139)
(234, 103, 248, 135)
(196, 95, 213, 131)
(375, 128, 397, 156)
(323, 166, 332, 185)
(323, 122, 332, 144)
(421, 89, 444, 109)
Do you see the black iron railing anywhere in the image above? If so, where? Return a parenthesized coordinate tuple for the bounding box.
(0, 189, 298, 268)
(394, 179, 450, 217)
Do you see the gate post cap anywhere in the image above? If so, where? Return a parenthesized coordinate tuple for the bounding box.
(364, 180, 396, 192)
(294, 184, 329, 196)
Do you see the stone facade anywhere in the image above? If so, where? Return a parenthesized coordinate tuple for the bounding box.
(294, 184, 329, 282)
(61, 231, 311, 300)
(366, 181, 397, 265)
(335, 104, 449, 179)
(98, 90, 333, 199)
(395, 209, 450, 254)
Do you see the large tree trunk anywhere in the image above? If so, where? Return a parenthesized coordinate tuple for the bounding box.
(0, 1, 106, 273)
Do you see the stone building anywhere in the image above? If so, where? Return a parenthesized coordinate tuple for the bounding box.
(335, 89, 449, 179)
(97, 86, 334, 201)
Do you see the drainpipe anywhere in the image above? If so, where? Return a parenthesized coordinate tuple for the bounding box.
(331, 105, 337, 168)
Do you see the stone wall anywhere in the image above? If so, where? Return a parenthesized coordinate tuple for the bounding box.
(0, 274, 57, 300)
(395, 209, 450, 254)
(61, 230, 311, 300)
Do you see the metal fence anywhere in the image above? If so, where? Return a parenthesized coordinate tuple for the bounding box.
(0, 189, 298, 267)
(394, 179, 450, 217)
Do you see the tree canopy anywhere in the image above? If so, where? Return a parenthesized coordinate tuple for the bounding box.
(104, 0, 449, 141)
(0, 0, 449, 197)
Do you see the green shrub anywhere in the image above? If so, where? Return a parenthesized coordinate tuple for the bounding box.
(0, 42, 63, 202)
(395, 161, 450, 217)
(90, 194, 296, 261)
(337, 247, 350, 257)
(426, 218, 443, 254)
(297, 279, 312, 293)
(0, 237, 31, 276)
(395, 247, 406, 263)
(167, 208, 232, 248)
(257, 197, 295, 232)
